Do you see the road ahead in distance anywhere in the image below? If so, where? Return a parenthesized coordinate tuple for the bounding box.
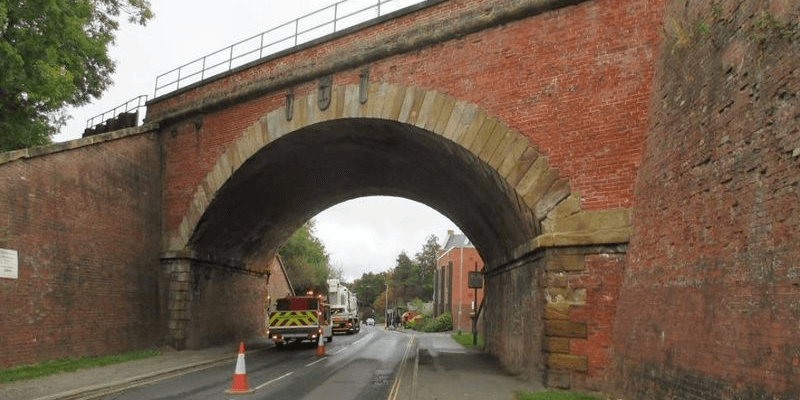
(101, 326, 412, 400)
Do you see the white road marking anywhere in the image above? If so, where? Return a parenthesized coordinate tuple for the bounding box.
(305, 357, 327, 367)
(254, 371, 294, 391)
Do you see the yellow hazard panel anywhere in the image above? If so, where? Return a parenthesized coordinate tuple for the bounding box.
(269, 311, 318, 326)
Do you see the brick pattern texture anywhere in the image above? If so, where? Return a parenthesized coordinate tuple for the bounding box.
(613, 0, 800, 398)
(153, 0, 664, 240)
(0, 135, 163, 368)
(147, 0, 664, 390)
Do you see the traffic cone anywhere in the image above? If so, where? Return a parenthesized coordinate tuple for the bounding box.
(315, 332, 326, 356)
(225, 342, 254, 394)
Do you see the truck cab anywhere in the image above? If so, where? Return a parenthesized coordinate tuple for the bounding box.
(267, 295, 333, 346)
(328, 279, 360, 334)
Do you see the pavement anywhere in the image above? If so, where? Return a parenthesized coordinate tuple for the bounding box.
(396, 330, 544, 400)
(0, 331, 543, 400)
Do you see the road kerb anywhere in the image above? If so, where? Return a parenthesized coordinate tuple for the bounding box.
(30, 348, 269, 400)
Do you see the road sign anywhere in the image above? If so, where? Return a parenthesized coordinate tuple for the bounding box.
(0, 249, 18, 280)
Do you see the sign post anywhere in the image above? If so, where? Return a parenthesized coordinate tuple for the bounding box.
(468, 263, 483, 346)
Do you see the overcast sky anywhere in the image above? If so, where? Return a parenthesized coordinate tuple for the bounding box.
(51, 0, 460, 282)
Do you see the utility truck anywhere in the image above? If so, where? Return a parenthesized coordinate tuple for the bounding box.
(267, 294, 332, 346)
(327, 279, 360, 334)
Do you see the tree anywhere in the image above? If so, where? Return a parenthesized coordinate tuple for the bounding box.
(391, 252, 417, 302)
(278, 219, 331, 294)
(0, 0, 154, 151)
(351, 271, 386, 309)
(413, 234, 440, 298)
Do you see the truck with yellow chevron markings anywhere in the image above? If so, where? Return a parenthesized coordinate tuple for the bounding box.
(267, 294, 333, 346)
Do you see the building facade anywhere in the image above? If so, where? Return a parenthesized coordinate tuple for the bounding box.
(434, 230, 485, 333)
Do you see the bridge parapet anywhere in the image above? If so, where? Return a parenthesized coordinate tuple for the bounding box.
(153, 0, 432, 97)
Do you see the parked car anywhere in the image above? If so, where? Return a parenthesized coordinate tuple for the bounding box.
(366, 317, 375, 326)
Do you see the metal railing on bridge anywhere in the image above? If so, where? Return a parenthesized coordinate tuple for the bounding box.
(83, 95, 148, 137)
(153, 0, 425, 98)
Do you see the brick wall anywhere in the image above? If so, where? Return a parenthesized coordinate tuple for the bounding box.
(485, 256, 545, 380)
(147, 0, 664, 390)
(266, 257, 293, 306)
(184, 261, 268, 349)
(0, 134, 163, 368)
(152, 0, 664, 240)
(613, 0, 800, 398)
(437, 247, 485, 333)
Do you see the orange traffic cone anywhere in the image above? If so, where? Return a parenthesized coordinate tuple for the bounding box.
(315, 333, 326, 356)
(225, 342, 254, 394)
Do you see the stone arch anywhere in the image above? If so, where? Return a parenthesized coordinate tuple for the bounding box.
(164, 82, 632, 267)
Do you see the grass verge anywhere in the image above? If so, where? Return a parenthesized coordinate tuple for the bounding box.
(0, 348, 161, 384)
(451, 331, 485, 349)
(516, 390, 603, 400)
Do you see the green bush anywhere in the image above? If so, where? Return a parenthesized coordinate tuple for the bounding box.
(418, 312, 453, 332)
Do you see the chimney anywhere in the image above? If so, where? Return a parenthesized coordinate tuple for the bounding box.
(447, 229, 454, 237)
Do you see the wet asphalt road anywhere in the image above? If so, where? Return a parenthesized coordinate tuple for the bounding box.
(99, 326, 411, 400)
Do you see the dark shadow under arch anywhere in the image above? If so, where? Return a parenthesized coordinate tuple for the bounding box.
(189, 118, 537, 266)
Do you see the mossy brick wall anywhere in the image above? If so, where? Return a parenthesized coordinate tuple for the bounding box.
(0, 133, 163, 368)
(613, 0, 800, 398)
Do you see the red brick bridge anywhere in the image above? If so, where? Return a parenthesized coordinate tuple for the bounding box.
(2, 0, 798, 398)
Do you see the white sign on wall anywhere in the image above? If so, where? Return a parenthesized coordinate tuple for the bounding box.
(0, 249, 18, 280)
